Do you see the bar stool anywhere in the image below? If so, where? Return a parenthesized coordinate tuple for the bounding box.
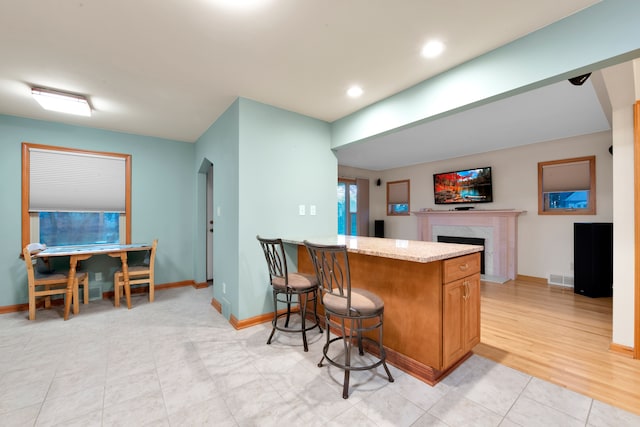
(304, 241, 394, 399)
(257, 236, 322, 351)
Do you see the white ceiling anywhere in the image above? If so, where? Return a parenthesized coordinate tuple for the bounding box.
(336, 78, 611, 170)
(0, 0, 604, 170)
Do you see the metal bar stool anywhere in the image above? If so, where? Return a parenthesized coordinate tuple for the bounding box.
(304, 240, 394, 399)
(257, 236, 322, 352)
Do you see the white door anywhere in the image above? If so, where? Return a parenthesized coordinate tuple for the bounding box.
(206, 163, 214, 282)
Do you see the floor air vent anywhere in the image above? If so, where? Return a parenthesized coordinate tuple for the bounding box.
(548, 274, 574, 287)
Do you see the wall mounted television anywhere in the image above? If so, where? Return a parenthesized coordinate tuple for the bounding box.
(433, 166, 493, 205)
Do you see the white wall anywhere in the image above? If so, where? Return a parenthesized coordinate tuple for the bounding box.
(603, 60, 639, 347)
(366, 132, 613, 281)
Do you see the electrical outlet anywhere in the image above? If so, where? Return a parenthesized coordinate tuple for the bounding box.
(298, 204, 306, 215)
(95, 272, 103, 281)
(310, 205, 316, 215)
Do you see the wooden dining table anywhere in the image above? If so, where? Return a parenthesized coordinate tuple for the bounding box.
(33, 243, 152, 320)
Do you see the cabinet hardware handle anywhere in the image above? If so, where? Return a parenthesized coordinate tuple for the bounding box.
(459, 263, 469, 271)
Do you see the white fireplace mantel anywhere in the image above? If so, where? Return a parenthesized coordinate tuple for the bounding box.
(412, 209, 525, 282)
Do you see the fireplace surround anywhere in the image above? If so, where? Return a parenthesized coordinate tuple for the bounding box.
(413, 209, 525, 283)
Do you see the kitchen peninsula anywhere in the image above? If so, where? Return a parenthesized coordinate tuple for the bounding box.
(286, 235, 483, 385)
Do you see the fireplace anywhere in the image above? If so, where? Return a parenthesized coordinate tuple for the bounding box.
(412, 209, 525, 282)
(437, 235, 485, 274)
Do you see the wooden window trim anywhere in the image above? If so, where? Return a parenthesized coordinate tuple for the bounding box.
(387, 179, 410, 216)
(21, 142, 132, 248)
(537, 155, 596, 215)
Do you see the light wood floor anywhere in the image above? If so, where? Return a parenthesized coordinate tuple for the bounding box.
(473, 278, 640, 416)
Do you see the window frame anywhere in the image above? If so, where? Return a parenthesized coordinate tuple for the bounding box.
(387, 179, 410, 216)
(338, 178, 358, 235)
(21, 142, 132, 248)
(537, 155, 596, 215)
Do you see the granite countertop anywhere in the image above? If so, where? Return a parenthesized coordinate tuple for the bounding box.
(283, 235, 482, 264)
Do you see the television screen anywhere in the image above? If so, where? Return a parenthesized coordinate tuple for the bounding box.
(433, 167, 493, 204)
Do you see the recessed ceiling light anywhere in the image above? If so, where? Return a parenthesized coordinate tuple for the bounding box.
(213, 0, 271, 10)
(421, 40, 445, 58)
(347, 86, 363, 98)
(31, 87, 91, 117)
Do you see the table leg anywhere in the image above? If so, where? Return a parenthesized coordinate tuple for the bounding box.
(64, 255, 78, 320)
(120, 252, 132, 309)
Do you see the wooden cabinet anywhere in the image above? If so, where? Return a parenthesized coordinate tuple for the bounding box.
(442, 254, 481, 369)
(295, 244, 481, 385)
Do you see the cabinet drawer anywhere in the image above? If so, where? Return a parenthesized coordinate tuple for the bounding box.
(443, 253, 481, 283)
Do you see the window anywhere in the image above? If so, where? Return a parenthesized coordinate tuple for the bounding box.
(21, 143, 132, 248)
(387, 179, 410, 216)
(538, 156, 595, 215)
(39, 212, 120, 246)
(337, 178, 358, 235)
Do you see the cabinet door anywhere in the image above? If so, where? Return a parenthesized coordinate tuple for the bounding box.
(443, 279, 465, 369)
(464, 273, 481, 351)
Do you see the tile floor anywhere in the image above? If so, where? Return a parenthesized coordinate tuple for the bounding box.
(1, 287, 639, 427)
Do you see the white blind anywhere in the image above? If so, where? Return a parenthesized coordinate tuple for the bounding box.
(29, 148, 126, 212)
(542, 160, 590, 192)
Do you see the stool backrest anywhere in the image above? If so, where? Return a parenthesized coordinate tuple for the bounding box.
(304, 241, 351, 307)
(256, 236, 288, 284)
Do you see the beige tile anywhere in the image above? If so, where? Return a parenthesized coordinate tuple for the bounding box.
(588, 399, 640, 426)
(36, 384, 104, 427)
(505, 396, 585, 427)
(0, 403, 41, 427)
(102, 390, 168, 427)
(522, 376, 592, 422)
(1, 287, 638, 427)
(428, 389, 503, 426)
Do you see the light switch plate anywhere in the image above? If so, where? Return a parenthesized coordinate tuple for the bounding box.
(299, 204, 306, 215)
(310, 205, 317, 215)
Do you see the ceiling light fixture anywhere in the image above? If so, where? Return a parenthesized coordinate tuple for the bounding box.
(31, 87, 91, 117)
(421, 40, 445, 58)
(347, 86, 363, 98)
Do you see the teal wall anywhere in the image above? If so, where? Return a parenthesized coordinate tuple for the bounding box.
(332, 0, 640, 148)
(237, 98, 335, 320)
(0, 115, 195, 307)
(194, 100, 241, 319)
(194, 98, 334, 321)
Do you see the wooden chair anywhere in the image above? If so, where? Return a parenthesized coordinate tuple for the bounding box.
(113, 239, 158, 307)
(77, 267, 90, 304)
(22, 246, 85, 320)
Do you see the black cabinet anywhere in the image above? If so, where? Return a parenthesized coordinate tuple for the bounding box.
(573, 222, 613, 298)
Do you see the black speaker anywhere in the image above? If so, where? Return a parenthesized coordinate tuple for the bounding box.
(374, 220, 384, 238)
(573, 222, 613, 298)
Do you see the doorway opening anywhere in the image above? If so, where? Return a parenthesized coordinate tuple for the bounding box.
(206, 162, 214, 283)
